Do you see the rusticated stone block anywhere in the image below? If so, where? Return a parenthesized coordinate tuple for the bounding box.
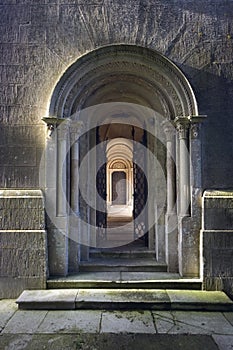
(203, 190, 233, 230)
(0, 190, 47, 298)
(0, 189, 45, 230)
(0, 229, 47, 297)
(0, 277, 46, 299)
(203, 230, 233, 290)
(0, 147, 37, 166)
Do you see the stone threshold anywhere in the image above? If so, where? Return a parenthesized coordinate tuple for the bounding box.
(16, 289, 233, 311)
(47, 272, 202, 290)
(79, 258, 167, 272)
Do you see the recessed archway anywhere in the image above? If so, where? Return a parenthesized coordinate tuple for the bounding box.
(45, 44, 203, 278)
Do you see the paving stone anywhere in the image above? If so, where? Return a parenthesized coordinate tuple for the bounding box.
(2, 310, 47, 334)
(16, 289, 79, 310)
(37, 310, 101, 334)
(169, 311, 233, 335)
(101, 310, 156, 334)
(0, 299, 17, 332)
(224, 312, 233, 326)
(152, 311, 175, 333)
(212, 335, 233, 350)
(0, 333, 220, 350)
(0, 334, 34, 350)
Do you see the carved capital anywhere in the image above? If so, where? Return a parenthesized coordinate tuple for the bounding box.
(190, 123, 200, 139)
(174, 117, 190, 139)
(42, 116, 64, 137)
(190, 115, 207, 139)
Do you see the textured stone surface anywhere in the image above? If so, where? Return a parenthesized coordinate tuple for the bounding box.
(0, 190, 45, 230)
(203, 190, 233, 230)
(0, 0, 232, 190)
(17, 289, 79, 310)
(36, 310, 101, 334)
(101, 310, 156, 334)
(202, 190, 233, 293)
(212, 335, 233, 350)
(0, 277, 47, 299)
(16, 289, 233, 311)
(75, 288, 170, 309)
(0, 299, 17, 332)
(2, 310, 48, 334)
(0, 334, 220, 350)
(0, 190, 47, 298)
(0, 0, 233, 292)
(2, 299, 233, 349)
(169, 311, 233, 335)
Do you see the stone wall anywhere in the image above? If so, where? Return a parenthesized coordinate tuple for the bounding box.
(0, 0, 233, 189)
(202, 190, 233, 297)
(0, 1, 233, 295)
(0, 190, 47, 298)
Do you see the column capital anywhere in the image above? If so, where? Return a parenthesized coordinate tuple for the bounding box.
(174, 117, 190, 140)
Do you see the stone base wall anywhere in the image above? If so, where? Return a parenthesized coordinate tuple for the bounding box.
(202, 190, 233, 297)
(0, 190, 47, 298)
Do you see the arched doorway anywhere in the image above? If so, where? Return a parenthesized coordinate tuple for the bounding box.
(44, 44, 204, 278)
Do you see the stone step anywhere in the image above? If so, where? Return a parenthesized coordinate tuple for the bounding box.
(16, 289, 233, 311)
(89, 249, 155, 259)
(79, 258, 167, 272)
(47, 272, 203, 290)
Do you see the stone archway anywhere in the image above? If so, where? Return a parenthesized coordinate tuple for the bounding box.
(106, 138, 133, 208)
(44, 44, 205, 278)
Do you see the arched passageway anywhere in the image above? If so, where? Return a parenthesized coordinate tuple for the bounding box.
(44, 44, 204, 278)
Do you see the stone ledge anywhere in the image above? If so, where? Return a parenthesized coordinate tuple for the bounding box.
(17, 289, 78, 310)
(16, 289, 233, 311)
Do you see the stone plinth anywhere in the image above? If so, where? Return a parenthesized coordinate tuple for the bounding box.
(203, 190, 233, 230)
(202, 190, 233, 297)
(0, 190, 47, 298)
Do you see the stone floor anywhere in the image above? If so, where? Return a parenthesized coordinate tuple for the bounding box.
(1, 299, 233, 349)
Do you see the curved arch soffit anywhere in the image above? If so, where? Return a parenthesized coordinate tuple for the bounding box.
(49, 44, 198, 121)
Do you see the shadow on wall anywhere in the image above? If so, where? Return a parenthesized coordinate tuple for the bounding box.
(178, 64, 233, 189)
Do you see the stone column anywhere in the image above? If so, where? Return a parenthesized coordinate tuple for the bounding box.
(70, 121, 83, 214)
(190, 116, 206, 189)
(163, 121, 178, 272)
(175, 117, 191, 217)
(163, 121, 176, 215)
(57, 121, 69, 216)
(174, 115, 206, 277)
(69, 121, 83, 272)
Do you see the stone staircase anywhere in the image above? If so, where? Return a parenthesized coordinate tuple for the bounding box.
(47, 271, 202, 290)
(79, 248, 167, 273)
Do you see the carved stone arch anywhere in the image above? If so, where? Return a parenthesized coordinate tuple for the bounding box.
(49, 44, 198, 120)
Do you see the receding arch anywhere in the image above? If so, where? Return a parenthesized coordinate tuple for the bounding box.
(45, 44, 204, 279)
(49, 44, 198, 120)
